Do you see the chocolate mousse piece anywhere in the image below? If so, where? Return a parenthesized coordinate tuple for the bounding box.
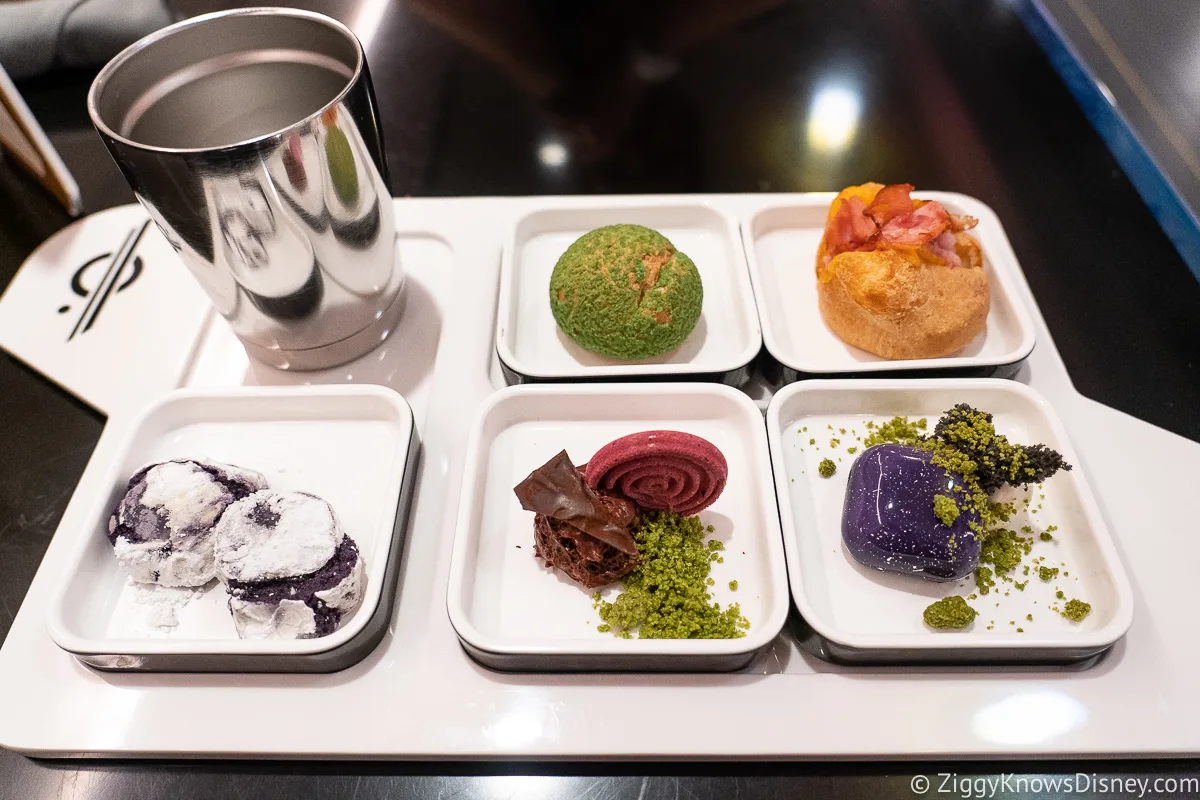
(107, 460, 267, 587)
(214, 490, 366, 640)
(515, 450, 640, 589)
(842, 444, 982, 581)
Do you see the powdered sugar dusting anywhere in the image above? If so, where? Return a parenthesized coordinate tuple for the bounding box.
(108, 580, 207, 638)
(139, 461, 229, 533)
(214, 491, 339, 582)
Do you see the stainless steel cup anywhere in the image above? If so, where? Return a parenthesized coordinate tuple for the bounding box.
(88, 7, 403, 370)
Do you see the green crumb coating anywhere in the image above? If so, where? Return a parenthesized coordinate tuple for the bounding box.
(847, 446, 858, 455)
(729, 580, 738, 591)
(980, 528, 1031, 574)
(818, 458, 837, 478)
(933, 494, 961, 527)
(830, 438, 841, 448)
(324, 127, 360, 206)
(548, 225, 702, 359)
(1046, 525, 1059, 533)
(975, 566, 996, 595)
(596, 511, 748, 639)
(1062, 599, 1092, 622)
(1040, 532, 1054, 542)
(1039, 566, 1059, 581)
(809, 438, 816, 445)
(863, 416, 927, 448)
(597, 624, 611, 633)
(923, 596, 977, 629)
(1056, 590, 1065, 599)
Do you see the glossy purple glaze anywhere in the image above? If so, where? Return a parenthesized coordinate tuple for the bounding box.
(841, 444, 981, 581)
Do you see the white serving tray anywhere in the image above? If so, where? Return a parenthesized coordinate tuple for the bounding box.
(766, 378, 1133, 665)
(447, 383, 788, 671)
(743, 193, 1037, 378)
(496, 198, 761, 383)
(0, 196, 1197, 759)
(46, 385, 417, 672)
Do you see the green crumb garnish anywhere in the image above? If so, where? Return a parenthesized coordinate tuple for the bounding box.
(729, 580, 738, 591)
(1021, 525, 1033, 534)
(809, 438, 816, 445)
(847, 446, 858, 455)
(1014, 581, 1028, 591)
(596, 511, 748, 639)
(933, 494, 961, 527)
(706, 524, 715, 533)
(979, 528, 1031, 574)
(975, 566, 996, 595)
(830, 438, 841, 448)
(1040, 532, 1054, 541)
(923, 596, 977, 629)
(1056, 590, 1065, 599)
(863, 416, 926, 448)
(839, 428, 846, 435)
(818, 459, 837, 478)
(1039, 566, 1059, 581)
(1046, 525, 1058, 533)
(1062, 599, 1092, 622)
(1026, 614, 1033, 621)
(597, 624, 611, 633)
(1017, 627, 1024, 633)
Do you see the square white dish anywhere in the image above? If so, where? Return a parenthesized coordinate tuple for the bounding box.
(766, 378, 1133, 664)
(743, 192, 1036, 381)
(447, 383, 788, 671)
(496, 200, 762, 385)
(47, 384, 419, 672)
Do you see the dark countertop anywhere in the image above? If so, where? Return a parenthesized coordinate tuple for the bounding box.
(1, 0, 1198, 796)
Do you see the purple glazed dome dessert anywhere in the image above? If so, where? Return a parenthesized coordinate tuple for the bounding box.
(213, 490, 365, 640)
(841, 444, 982, 581)
(107, 460, 267, 587)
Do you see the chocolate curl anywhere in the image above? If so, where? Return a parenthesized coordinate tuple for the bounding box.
(585, 431, 728, 517)
(513, 451, 638, 555)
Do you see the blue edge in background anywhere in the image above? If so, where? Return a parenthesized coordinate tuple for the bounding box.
(1019, 0, 1200, 284)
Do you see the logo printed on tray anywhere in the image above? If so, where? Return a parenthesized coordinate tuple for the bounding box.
(59, 220, 150, 341)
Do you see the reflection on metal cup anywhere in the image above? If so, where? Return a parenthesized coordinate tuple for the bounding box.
(88, 7, 403, 370)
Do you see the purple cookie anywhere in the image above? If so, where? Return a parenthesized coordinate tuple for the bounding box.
(108, 460, 267, 587)
(214, 491, 366, 640)
(841, 444, 981, 581)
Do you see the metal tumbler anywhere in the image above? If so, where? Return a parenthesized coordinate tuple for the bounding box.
(88, 7, 403, 370)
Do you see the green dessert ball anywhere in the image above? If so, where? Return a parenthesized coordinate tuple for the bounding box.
(549, 224, 703, 360)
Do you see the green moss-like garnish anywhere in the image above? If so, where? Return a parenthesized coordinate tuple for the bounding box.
(830, 438, 841, 448)
(549, 225, 702, 360)
(596, 511, 748, 639)
(923, 596, 977, 629)
(847, 446, 858, 455)
(729, 580, 738, 591)
(980, 528, 1031, 574)
(1062, 599, 1092, 622)
(1039, 566, 1059, 581)
(863, 416, 927, 448)
(933, 494, 961, 527)
(1040, 531, 1054, 541)
(818, 458, 837, 478)
(975, 565, 996, 595)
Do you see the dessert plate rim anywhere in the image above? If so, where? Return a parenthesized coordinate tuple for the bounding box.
(445, 381, 789, 669)
(765, 377, 1135, 662)
(495, 197, 763, 382)
(44, 383, 416, 664)
(743, 191, 1038, 377)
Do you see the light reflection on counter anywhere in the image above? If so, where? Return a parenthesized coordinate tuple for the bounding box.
(972, 689, 1088, 745)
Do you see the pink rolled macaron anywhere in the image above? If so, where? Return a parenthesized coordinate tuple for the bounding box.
(584, 430, 728, 517)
